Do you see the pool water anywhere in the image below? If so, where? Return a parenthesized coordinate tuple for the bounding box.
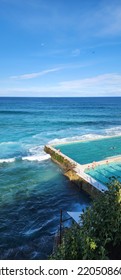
(85, 162, 121, 185)
(55, 136, 121, 165)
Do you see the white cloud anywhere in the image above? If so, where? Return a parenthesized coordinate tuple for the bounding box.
(59, 73, 121, 95)
(10, 67, 61, 80)
(1, 73, 121, 96)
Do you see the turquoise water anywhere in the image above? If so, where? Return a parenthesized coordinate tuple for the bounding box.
(0, 97, 121, 259)
(85, 162, 121, 185)
(55, 136, 121, 164)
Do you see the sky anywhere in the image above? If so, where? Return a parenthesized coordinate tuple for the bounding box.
(0, 0, 121, 97)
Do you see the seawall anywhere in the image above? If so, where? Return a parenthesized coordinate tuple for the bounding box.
(44, 145, 107, 198)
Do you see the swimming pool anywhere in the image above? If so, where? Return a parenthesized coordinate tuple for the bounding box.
(55, 136, 121, 165)
(85, 161, 121, 185)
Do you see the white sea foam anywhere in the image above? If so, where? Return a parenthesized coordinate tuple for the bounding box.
(0, 153, 50, 164)
(22, 154, 50, 162)
(28, 145, 43, 154)
(0, 158, 15, 163)
(24, 145, 51, 161)
(104, 126, 121, 136)
(0, 141, 18, 146)
(48, 134, 104, 145)
(48, 127, 121, 146)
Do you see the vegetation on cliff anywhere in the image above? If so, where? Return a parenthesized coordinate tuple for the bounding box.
(50, 181, 121, 260)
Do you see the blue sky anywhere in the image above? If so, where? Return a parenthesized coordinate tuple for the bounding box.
(0, 0, 121, 97)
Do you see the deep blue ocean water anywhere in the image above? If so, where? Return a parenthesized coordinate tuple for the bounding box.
(0, 97, 121, 259)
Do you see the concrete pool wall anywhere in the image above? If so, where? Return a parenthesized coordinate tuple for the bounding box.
(44, 145, 107, 198)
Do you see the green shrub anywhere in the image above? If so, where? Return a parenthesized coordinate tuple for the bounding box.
(50, 181, 121, 260)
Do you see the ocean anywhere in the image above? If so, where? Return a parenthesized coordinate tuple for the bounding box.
(0, 97, 121, 259)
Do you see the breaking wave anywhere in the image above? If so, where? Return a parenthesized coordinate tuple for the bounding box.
(0, 158, 15, 163)
(104, 126, 121, 136)
(0, 154, 50, 164)
(0, 141, 18, 146)
(48, 127, 121, 145)
(48, 134, 104, 145)
(22, 154, 50, 162)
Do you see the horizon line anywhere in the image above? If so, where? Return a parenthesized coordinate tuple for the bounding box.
(0, 96, 121, 98)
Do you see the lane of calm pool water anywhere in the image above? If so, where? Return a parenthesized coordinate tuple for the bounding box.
(85, 162, 121, 185)
(55, 136, 121, 165)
